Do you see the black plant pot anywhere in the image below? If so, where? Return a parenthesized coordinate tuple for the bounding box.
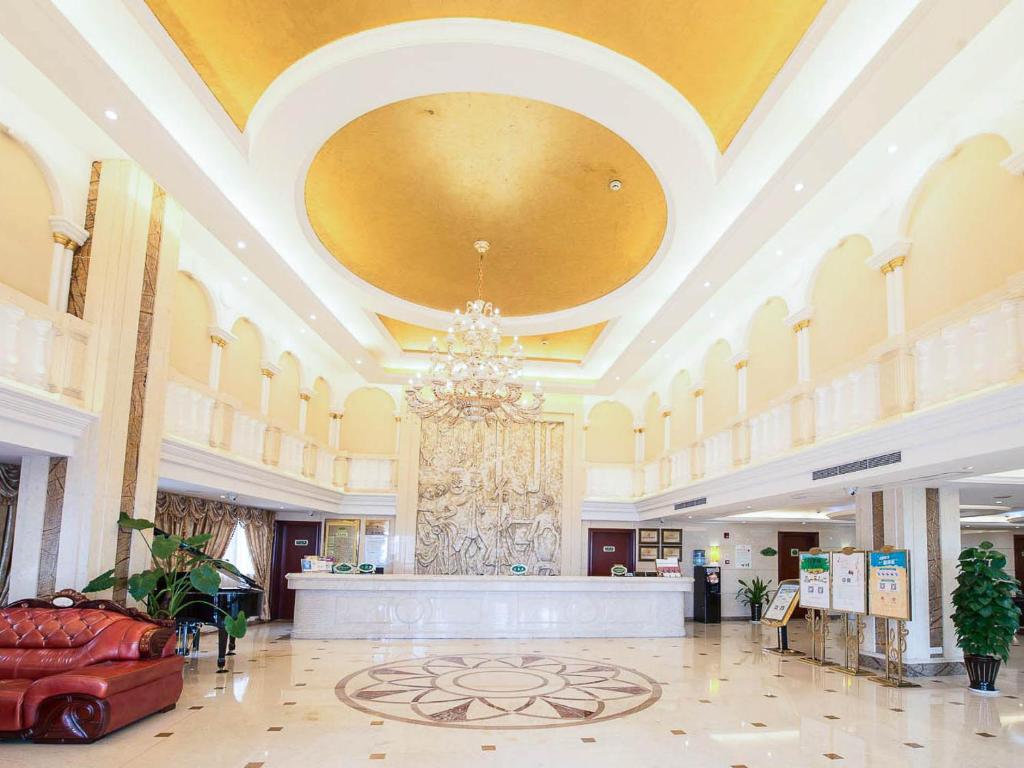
(750, 603, 763, 623)
(964, 654, 1001, 692)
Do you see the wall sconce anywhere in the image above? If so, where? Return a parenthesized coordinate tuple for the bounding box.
(708, 544, 721, 564)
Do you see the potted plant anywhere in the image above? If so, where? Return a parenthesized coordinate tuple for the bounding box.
(736, 576, 773, 623)
(951, 541, 1021, 693)
(83, 513, 248, 639)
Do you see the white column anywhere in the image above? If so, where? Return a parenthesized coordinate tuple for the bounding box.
(867, 241, 910, 338)
(662, 410, 671, 454)
(853, 490, 879, 655)
(298, 390, 312, 433)
(633, 426, 644, 464)
(693, 388, 704, 436)
(884, 486, 936, 663)
(394, 413, 402, 453)
(48, 217, 89, 313)
(8, 456, 49, 600)
(938, 487, 963, 661)
(208, 336, 226, 390)
(732, 354, 749, 415)
(329, 411, 343, 450)
(795, 321, 811, 383)
(259, 362, 279, 417)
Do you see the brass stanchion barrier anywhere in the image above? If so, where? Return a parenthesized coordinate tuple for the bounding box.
(867, 618, 920, 688)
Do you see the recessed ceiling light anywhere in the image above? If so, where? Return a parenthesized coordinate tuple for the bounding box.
(236, 240, 247, 249)
(775, 248, 783, 256)
(103, 108, 118, 121)
(887, 144, 899, 154)
(308, 314, 316, 321)
(241, 275, 249, 283)
(962, 466, 973, 471)
(650, 339, 656, 345)
(709, 312, 715, 319)
(609, 179, 622, 191)
(703, 280, 711, 288)
(355, 359, 363, 365)
(615, 376, 621, 381)
(793, 182, 805, 192)
(299, 328, 306, 334)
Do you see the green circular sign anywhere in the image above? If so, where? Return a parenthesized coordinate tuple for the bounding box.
(510, 563, 528, 575)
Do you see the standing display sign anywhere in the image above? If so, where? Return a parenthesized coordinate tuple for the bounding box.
(762, 580, 803, 656)
(868, 549, 912, 620)
(831, 550, 868, 614)
(798, 552, 831, 609)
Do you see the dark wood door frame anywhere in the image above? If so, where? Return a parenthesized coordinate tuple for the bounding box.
(777, 530, 820, 618)
(587, 528, 636, 576)
(269, 520, 321, 620)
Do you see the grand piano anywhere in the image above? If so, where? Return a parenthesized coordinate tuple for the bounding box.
(166, 533, 264, 673)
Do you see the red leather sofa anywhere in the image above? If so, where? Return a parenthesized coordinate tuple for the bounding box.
(0, 590, 184, 743)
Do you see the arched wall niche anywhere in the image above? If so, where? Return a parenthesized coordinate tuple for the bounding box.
(308, 376, 331, 444)
(903, 134, 1024, 329)
(669, 370, 695, 449)
(809, 235, 886, 379)
(701, 339, 735, 436)
(0, 131, 56, 304)
(271, 351, 301, 431)
(746, 297, 796, 413)
(585, 400, 634, 464)
(642, 392, 663, 462)
(340, 387, 397, 454)
(221, 317, 263, 412)
(169, 271, 213, 384)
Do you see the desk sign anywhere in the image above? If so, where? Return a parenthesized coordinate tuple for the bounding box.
(831, 550, 868, 615)
(763, 581, 801, 626)
(868, 549, 912, 620)
(798, 552, 831, 610)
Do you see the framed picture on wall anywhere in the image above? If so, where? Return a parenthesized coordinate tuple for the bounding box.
(638, 545, 660, 562)
(660, 529, 682, 545)
(660, 545, 682, 561)
(638, 528, 660, 545)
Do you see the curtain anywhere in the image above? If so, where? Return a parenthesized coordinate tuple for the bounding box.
(244, 514, 274, 620)
(155, 491, 274, 619)
(0, 463, 21, 605)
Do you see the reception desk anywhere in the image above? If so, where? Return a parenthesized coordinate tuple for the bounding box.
(287, 573, 693, 640)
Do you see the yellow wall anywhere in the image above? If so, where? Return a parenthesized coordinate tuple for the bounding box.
(271, 352, 301, 431)
(221, 318, 262, 412)
(810, 235, 886, 378)
(702, 339, 736, 435)
(669, 370, 695, 449)
(905, 134, 1024, 329)
(340, 387, 396, 454)
(308, 376, 331, 444)
(585, 400, 634, 463)
(747, 297, 797, 413)
(169, 272, 211, 383)
(0, 133, 54, 304)
(643, 393, 663, 461)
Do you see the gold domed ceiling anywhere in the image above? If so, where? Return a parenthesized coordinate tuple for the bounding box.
(304, 93, 667, 316)
(145, 0, 824, 150)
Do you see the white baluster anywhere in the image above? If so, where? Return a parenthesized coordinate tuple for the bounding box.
(18, 317, 53, 389)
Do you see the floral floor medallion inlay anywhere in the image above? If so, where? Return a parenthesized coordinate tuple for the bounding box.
(336, 653, 662, 729)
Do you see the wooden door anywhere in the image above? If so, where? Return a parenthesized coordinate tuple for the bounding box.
(1014, 535, 1024, 581)
(269, 520, 321, 620)
(588, 529, 635, 576)
(778, 530, 820, 618)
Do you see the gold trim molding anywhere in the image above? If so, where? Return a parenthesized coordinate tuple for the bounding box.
(880, 256, 907, 274)
(792, 319, 812, 333)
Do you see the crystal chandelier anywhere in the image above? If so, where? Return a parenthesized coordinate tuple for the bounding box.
(405, 240, 544, 424)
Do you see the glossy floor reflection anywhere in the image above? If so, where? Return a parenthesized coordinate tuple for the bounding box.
(2, 621, 1022, 767)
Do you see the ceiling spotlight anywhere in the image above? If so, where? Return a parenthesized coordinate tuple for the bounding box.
(887, 144, 899, 154)
(299, 328, 306, 334)
(962, 466, 974, 471)
(775, 248, 783, 256)
(793, 182, 805, 192)
(236, 240, 247, 249)
(615, 376, 621, 381)
(241, 275, 249, 283)
(609, 179, 622, 191)
(103, 108, 118, 121)
(703, 280, 711, 288)
(355, 359, 363, 365)
(308, 314, 316, 321)
(650, 339, 657, 345)
(709, 312, 716, 319)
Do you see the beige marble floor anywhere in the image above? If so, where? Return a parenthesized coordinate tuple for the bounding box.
(2, 621, 1022, 768)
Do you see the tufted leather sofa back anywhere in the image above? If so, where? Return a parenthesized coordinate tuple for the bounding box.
(0, 608, 176, 680)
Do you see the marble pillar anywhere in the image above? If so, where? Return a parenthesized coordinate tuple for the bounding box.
(8, 456, 48, 601)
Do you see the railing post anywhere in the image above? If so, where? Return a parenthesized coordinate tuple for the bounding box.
(263, 425, 281, 466)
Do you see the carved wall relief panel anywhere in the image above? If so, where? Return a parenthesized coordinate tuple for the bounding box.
(416, 419, 564, 576)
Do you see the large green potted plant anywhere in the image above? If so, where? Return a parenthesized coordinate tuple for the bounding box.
(951, 541, 1021, 693)
(84, 513, 248, 639)
(736, 576, 773, 623)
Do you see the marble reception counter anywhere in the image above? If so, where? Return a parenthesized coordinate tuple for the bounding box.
(287, 574, 694, 640)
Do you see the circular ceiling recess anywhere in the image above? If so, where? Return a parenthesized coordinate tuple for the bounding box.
(304, 93, 667, 316)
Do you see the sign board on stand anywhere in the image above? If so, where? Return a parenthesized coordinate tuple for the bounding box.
(868, 549, 912, 620)
(763, 581, 801, 626)
(798, 552, 831, 610)
(831, 550, 868, 614)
